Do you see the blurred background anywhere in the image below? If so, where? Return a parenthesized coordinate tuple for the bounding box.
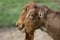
(0, 0, 60, 40)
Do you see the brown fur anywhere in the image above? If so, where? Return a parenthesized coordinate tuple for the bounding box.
(16, 2, 60, 40)
(16, 1, 37, 31)
(24, 7, 44, 40)
(16, 2, 41, 40)
(24, 4, 60, 40)
(38, 4, 60, 40)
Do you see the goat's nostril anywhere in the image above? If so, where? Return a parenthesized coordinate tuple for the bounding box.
(16, 25, 18, 27)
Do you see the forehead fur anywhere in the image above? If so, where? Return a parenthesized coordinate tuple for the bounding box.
(26, 8, 38, 18)
(23, 1, 37, 11)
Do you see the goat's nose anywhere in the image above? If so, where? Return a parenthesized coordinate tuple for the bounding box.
(16, 23, 20, 27)
(16, 24, 25, 31)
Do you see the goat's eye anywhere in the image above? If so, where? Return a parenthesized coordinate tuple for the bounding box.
(39, 13, 42, 16)
(31, 15, 34, 17)
(39, 12, 44, 18)
(29, 14, 34, 19)
(39, 13, 41, 16)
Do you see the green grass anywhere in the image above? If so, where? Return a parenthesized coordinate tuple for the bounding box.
(0, 0, 60, 28)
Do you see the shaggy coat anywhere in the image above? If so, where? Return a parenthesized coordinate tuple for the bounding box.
(16, 1, 42, 40)
(24, 7, 45, 40)
(16, 1, 37, 31)
(38, 4, 60, 40)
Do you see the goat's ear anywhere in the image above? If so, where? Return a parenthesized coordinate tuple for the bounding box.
(44, 8, 48, 12)
(39, 12, 44, 18)
(23, 4, 29, 11)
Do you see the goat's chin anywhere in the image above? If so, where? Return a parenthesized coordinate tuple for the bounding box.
(21, 28, 25, 33)
(18, 27, 25, 33)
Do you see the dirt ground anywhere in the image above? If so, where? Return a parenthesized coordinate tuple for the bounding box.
(0, 27, 53, 40)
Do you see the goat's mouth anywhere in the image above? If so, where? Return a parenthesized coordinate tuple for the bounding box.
(18, 27, 25, 33)
(17, 24, 25, 33)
